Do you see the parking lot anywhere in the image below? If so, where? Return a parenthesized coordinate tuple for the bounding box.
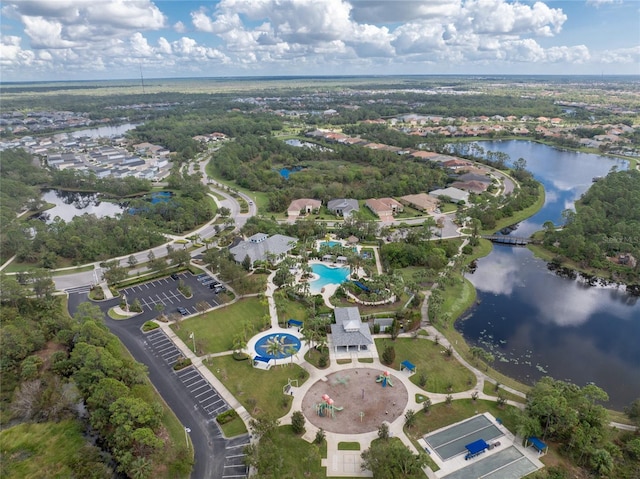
(120, 271, 225, 317)
(143, 329, 249, 477)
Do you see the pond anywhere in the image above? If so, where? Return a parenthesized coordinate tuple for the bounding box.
(35, 189, 126, 223)
(70, 122, 140, 139)
(456, 141, 639, 410)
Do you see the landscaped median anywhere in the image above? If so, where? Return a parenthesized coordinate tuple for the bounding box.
(170, 297, 269, 354)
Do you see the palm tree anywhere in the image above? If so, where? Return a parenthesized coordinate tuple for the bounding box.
(265, 338, 285, 366)
(285, 344, 299, 366)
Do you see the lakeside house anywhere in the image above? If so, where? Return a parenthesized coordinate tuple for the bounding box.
(429, 187, 470, 204)
(287, 198, 322, 218)
(399, 193, 439, 213)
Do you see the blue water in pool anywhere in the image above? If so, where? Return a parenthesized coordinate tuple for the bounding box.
(255, 333, 301, 359)
(320, 241, 342, 248)
(310, 263, 349, 293)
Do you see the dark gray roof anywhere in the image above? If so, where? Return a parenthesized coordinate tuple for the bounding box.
(229, 233, 297, 264)
(331, 307, 373, 348)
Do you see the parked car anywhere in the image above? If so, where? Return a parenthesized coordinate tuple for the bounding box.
(177, 307, 188, 316)
(171, 273, 179, 280)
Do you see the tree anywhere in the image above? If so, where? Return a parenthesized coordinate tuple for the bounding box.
(378, 422, 390, 441)
(242, 254, 252, 271)
(624, 398, 640, 428)
(102, 260, 128, 285)
(127, 255, 138, 268)
(381, 344, 395, 366)
(404, 409, 416, 429)
(361, 438, 427, 478)
(422, 397, 432, 414)
(249, 415, 280, 439)
(314, 428, 325, 445)
(291, 410, 306, 435)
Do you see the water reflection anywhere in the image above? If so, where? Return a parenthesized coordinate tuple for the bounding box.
(35, 189, 125, 223)
(458, 141, 637, 410)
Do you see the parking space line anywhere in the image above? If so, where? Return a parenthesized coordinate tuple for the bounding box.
(226, 443, 249, 449)
(162, 349, 180, 358)
(197, 392, 217, 402)
(195, 389, 214, 399)
(225, 454, 245, 459)
(164, 353, 182, 363)
(177, 370, 199, 380)
(156, 344, 175, 353)
(185, 379, 206, 389)
(189, 384, 209, 394)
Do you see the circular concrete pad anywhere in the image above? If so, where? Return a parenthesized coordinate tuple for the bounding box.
(301, 368, 408, 434)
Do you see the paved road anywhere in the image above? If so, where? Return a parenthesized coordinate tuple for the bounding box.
(67, 292, 249, 479)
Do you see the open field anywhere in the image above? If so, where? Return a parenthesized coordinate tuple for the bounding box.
(171, 297, 268, 354)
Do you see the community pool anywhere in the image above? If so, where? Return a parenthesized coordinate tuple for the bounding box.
(320, 241, 343, 248)
(310, 263, 349, 294)
(254, 333, 301, 360)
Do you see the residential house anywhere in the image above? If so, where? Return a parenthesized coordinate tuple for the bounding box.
(327, 199, 359, 218)
(399, 193, 439, 213)
(429, 187, 469, 204)
(287, 198, 322, 217)
(365, 197, 404, 222)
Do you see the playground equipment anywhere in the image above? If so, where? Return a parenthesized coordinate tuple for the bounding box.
(315, 394, 344, 418)
(376, 371, 394, 387)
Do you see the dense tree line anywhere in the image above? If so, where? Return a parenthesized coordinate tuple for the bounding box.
(212, 134, 449, 212)
(542, 169, 640, 283)
(51, 169, 152, 197)
(0, 149, 49, 260)
(129, 112, 283, 162)
(0, 284, 189, 478)
(19, 213, 166, 267)
(517, 377, 640, 478)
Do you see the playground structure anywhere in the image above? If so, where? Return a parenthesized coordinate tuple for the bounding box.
(315, 394, 344, 418)
(376, 370, 393, 387)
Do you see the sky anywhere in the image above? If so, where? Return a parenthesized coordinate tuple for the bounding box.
(1, 0, 639, 82)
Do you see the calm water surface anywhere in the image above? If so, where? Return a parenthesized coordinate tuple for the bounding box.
(37, 189, 126, 223)
(456, 141, 639, 410)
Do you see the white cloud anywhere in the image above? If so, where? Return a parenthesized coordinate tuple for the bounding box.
(173, 21, 186, 33)
(586, 0, 622, 6)
(598, 45, 640, 64)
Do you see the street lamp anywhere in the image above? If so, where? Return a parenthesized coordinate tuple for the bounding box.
(184, 427, 191, 448)
(189, 332, 196, 352)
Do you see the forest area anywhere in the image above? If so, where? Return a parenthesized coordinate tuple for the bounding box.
(541, 169, 640, 285)
(0, 288, 191, 478)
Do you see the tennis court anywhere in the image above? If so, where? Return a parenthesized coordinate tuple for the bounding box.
(423, 414, 504, 461)
(440, 446, 539, 479)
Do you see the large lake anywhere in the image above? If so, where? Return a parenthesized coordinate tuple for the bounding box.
(456, 141, 639, 410)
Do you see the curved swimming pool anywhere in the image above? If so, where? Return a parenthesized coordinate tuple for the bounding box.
(254, 333, 301, 360)
(309, 263, 349, 294)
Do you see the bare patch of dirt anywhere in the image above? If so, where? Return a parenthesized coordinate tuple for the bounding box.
(301, 368, 408, 434)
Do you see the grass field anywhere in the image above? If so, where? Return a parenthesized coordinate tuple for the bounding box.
(375, 337, 476, 393)
(0, 421, 88, 479)
(171, 297, 269, 354)
(207, 354, 309, 418)
(405, 399, 520, 442)
(218, 416, 248, 438)
(274, 293, 309, 326)
(482, 382, 526, 404)
(259, 425, 327, 478)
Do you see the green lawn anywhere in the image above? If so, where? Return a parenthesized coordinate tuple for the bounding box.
(218, 416, 248, 438)
(207, 354, 309, 418)
(482, 382, 526, 404)
(258, 425, 327, 479)
(405, 399, 520, 442)
(0, 421, 88, 479)
(274, 292, 309, 327)
(338, 442, 361, 450)
(375, 337, 476, 393)
(171, 298, 269, 354)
